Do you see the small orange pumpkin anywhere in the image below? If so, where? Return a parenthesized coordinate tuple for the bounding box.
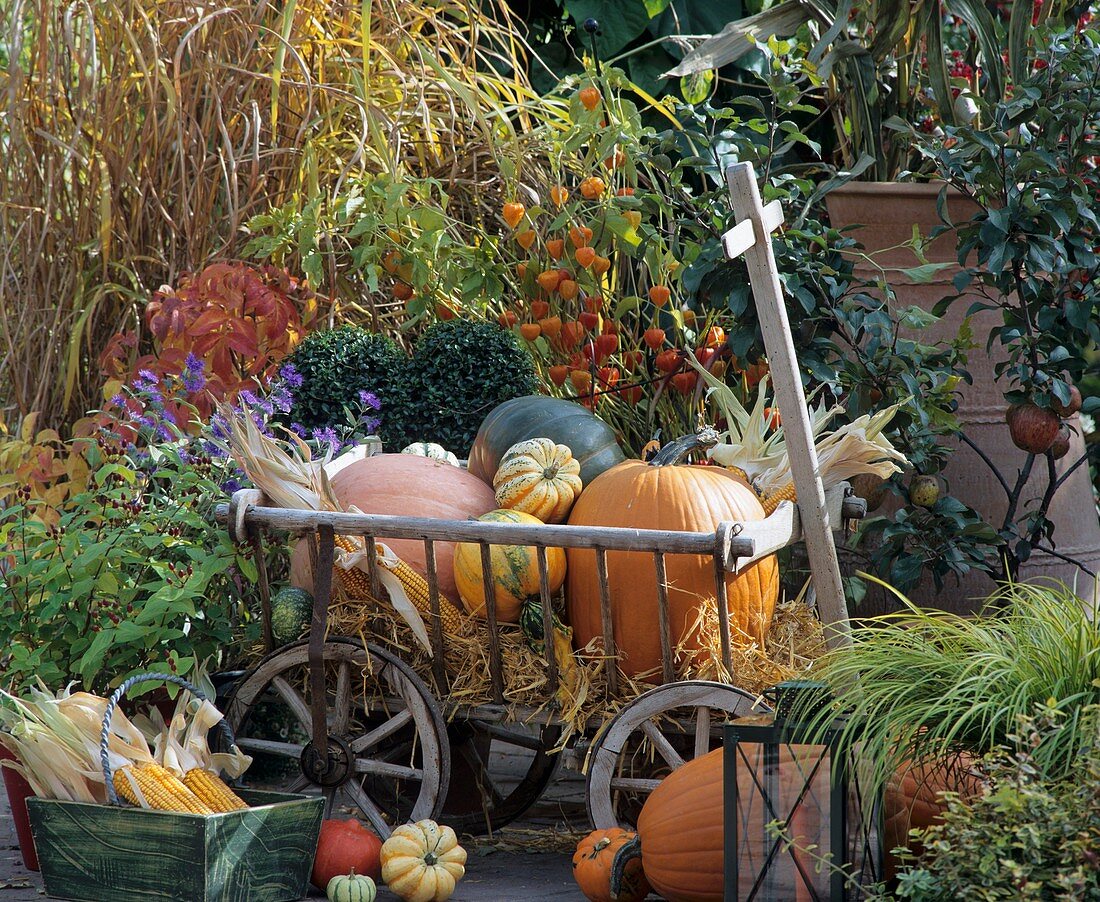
(572, 829, 650, 902)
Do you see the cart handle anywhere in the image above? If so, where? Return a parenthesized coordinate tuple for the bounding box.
(101, 672, 239, 806)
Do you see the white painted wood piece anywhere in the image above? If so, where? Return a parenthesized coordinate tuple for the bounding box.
(720, 199, 784, 259)
(723, 161, 852, 650)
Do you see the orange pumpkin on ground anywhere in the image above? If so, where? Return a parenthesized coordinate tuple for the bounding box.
(290, 454, 496, 603)
(612, 745, 820, 902)
(565, 431, 779, 676)
(573, 829, 650, 902)
(883, 753, 982, 879)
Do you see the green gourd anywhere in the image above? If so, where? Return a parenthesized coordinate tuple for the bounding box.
(326, 869, 377, 902)
(270, 586, 314, 645)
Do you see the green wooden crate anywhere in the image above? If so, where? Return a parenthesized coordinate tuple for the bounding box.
(27, 790, 322, 902)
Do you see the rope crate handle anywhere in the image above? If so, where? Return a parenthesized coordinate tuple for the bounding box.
(100, 672, 239, 806)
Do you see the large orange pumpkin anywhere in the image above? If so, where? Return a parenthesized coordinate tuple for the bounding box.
(565, 432, 779, 676)
(290, 454, 496, 602)
(615, 745, 820, 902)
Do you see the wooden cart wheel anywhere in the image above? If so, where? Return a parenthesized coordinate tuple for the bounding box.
(586, 680, 767, 829)
(444, 718, 562, 835)
(225, 637, 450, 838)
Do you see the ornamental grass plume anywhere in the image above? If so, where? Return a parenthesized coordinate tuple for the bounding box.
(797, 579, 1100, 796)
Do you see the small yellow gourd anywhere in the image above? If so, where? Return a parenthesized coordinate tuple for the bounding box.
(493, 437, 583, 524)
(380, 820, 466, 902)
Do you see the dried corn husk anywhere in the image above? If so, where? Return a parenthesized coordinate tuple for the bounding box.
(687, 354, 907, 495)
(217, 405, 436, 648)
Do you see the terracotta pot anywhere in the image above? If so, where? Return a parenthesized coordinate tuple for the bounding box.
(0, 745, 39, 871)
(882, 752, 982, 880)
(827, 182, 1100, 613)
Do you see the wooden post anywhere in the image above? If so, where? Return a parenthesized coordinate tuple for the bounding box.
(722, 161, 852, 649)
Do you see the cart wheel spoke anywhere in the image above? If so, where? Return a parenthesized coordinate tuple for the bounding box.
(271, 676, 314, 736)
(350, 709, 414, 754)
(322, 786, 338, 819)
(457, 737, 505, 811)
(226, 639, 450, 827)
(641, 719, 685, 770)
(287, 774, 311, 793)
(694, 706, 712, 759)
(355, 759, 424, 780)
(235, 737, 305, 759)
(331, 661, 353, 735)
(343, 780, 392, 838)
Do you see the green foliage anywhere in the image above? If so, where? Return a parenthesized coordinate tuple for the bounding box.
(894, 705, 1100, 901)
(282, 326, 406, 444)
(392, 320, 540, 455)
(900, 27, 1100, 579)
(798, 582, 1100, 803)
(0, 437, 259, 694)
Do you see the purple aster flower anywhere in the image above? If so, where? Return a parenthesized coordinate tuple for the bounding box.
(137, 415, 156, 429)
(109, 394, 126, 409)
(289, 422, 308, 438)
(182, 354, 206, 393)
(311, 426, 342, 452)
(271, 386, 294, 414)
(279, 362, 304, 389)
(239, 389, 260, 409)
(209, 413, 229, 440)
(138, 369, 159, 385)
(221, 478, 243, 495)
(358, 390, 381, 410)
(159, 408, 177, 425)
(156, 423, 174, 442)
(360, 415, 381, 434)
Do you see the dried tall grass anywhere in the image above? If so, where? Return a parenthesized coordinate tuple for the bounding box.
(0, 0, 541, 429)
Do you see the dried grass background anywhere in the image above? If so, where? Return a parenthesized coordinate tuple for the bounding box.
(0, 0, 542, 429)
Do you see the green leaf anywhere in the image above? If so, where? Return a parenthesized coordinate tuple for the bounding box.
(568, 0, 653, 58)
(680, 68, 714, 105)
(1007, 0, 1031, 88)
(898, 263, 955, 284)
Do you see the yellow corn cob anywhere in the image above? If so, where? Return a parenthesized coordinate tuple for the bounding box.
(381, 555, 465, 635)
(760, 481, 797, 516)
(113, 762, 214, 814)
(334, 534, 374, 598)
(182, 768, 248, 812)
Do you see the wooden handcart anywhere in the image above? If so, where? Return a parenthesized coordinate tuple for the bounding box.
(214, 163, 866, 838)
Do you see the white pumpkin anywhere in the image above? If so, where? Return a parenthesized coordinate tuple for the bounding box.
(380, 820, 466, 902)
(400, 443, 459, 467)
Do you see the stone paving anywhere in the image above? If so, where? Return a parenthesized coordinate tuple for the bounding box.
(1, 780, 589, 901)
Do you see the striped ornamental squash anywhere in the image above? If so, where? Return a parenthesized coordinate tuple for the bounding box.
(452, 510, 566, 622)
(493, 438, 582, 524)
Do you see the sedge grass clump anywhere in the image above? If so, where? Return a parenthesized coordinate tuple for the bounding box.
(798, 580, 1100, 793)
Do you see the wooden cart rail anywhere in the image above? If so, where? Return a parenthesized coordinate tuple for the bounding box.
(217, 485, 862, 735)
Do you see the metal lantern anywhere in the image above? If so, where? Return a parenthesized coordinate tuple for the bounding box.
(723, 681, 881, 901)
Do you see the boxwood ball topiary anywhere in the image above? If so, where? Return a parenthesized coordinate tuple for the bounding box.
(395, 320, 539, 455)
(282, 325, 407, 443)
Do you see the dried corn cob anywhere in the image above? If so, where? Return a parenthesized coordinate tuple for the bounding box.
(114, 762, 213, 814)
(378, 552, 465, 634)
(334, 534, 373, 598)
(760, 481, 796, 516)
(182, 768, 248, 812)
